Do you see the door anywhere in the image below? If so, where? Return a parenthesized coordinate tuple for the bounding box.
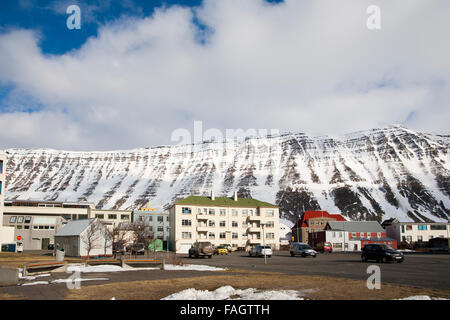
(41, 238, 50, 250)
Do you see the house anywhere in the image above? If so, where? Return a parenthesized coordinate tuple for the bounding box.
(382, 218, 450, 244)
(309, 221, 397, 251)
(0, 152, 15, 249)
(2, 199, 132, 250)
(54, 218, 112, 258)
(168, 191, 280, 253)
(291, 211, 346, 243)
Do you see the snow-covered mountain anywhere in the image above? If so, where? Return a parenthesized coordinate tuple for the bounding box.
(3, 125, 449, 224)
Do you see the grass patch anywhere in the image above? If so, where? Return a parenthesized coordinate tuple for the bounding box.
(64, 271, 450, 300)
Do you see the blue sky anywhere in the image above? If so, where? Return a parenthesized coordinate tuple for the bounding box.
(0, 0, 448, 150)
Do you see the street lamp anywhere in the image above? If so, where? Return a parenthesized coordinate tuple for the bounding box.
(341, 202, 357, 252)
(166, 226, 171, 258)
(261, 223, 267, 265)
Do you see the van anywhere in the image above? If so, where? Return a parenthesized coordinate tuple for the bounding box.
(290, 242, 317, 257)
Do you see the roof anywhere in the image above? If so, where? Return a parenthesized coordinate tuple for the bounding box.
(327, 221, 385, 233)
(293, 211, 346, 229)
(55, 219, 95, 237)
(174, 196, 278, 208)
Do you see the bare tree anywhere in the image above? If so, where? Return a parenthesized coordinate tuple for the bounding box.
(102, 225, 114, 257)
(81, 219, 103, 260)
(129, 221, 154, 256)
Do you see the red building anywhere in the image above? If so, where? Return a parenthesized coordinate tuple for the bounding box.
(291, 211, 346, 243)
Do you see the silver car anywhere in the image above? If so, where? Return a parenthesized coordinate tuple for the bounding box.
(290, 243, 317, 258)
(249, 245, 272, 257)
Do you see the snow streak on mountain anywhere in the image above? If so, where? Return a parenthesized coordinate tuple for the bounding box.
(3, 126, 449, 223)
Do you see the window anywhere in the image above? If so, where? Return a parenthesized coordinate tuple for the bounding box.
(406, 225, 413, 231)
(232, 209, 238, 216)
(0, 181, 2, 195)
(232, 221, 238, 227)
(242, 232, 248, 238)
(242, 209, 248, 216)
(417, 236, 423, 242)
(121, 215, 129, 220)
(265, 210, 274, 217)
(108, 214, 117, 220)
(158, 216, 164, 222)
(401, 225, 405, 233)
(17, 216, 24, 223)
(220, 232, 226, 239)
(33, 226, 38, 230)
(209, 232, 215, 239)
(430, 225, 446, 230)
(24, 216, 31, 223)
(208, 220, 215, 227)
(9, 216, 16, 223)
(418, 225, 427, 231)
(209, 209, 215, 215)
(96, 214, 105, 219)
(219, 209, 226, 216)
(166, 216, 169, 222)
(232, 232, 238, 239)
(50, 226, 54, 230)
(16, 225, 22, 229)
(181, 219, 192, 226)
(148, 216, 153, 221)
(0, 160, 3, 174)
(406, 236, 412, 242)
(182, 207, 192, 214)
(39, 226, 44, 229)
(266, 233, 275, 239)
(157, 226, 164, 232)
(44, 226, 49, 229)
(266, 221, 275, 228)
(182, 232, 191, 239)
(24, 226, 30, 230)
(219, 221, 226, 227)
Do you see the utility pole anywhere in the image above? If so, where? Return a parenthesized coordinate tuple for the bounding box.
(261, 223, 267, 265)
(166, 226, 171, 259)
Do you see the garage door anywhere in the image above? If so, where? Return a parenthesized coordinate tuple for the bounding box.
(178, 243, 192, 254)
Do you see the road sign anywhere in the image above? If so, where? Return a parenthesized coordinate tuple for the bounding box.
(17, 236, 22, 241)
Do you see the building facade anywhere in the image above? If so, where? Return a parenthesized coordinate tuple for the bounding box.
(0, 152, 14, 248)
(2, 199, 132, 250)
(133, 208, 170, 242)
(168, 192, 280, 253)
(382, 218, 450, 244)
(309, 221, 396, 251)
(291, 211, 346, 243)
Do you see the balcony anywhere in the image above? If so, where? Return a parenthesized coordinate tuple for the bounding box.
(247, 215, 261, 221)
(196, 214, 208, 220)
(196, 226, 209, 233)
(247, 238, 261, 245)
(247, 227, 261, 233)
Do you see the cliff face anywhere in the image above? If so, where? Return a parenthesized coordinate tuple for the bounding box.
(4, 126, 450, 223)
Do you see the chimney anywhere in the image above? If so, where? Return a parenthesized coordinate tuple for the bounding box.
(233, 191, 238, 201)
(211, 190, 215, 201)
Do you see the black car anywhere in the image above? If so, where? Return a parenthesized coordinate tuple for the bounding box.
(361, 244, 404, 263)
(130, 243, 145, 255)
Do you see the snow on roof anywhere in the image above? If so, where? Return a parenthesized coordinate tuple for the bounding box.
(327, 221, 385, 232)
(55, 219, 95, 236)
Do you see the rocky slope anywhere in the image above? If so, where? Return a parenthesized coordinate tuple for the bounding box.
(3, 125, 449, 224)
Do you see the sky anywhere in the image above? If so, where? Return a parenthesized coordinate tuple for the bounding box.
(0, 0, 449, 151)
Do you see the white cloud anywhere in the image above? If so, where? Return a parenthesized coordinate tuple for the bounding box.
(0, 0, 449, 150)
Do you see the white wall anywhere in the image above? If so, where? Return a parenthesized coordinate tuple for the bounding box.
(0, 226, 15, 247)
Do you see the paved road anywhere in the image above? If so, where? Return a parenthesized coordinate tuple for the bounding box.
(179, 251, 450, 291)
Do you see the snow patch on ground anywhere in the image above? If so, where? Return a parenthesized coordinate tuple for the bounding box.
(51, 278, 109, 284)
(21, 281, 49, 286)
(161, 285, 315, 300)
(19, 273, 51, 281)
(396, 296, 449, 300)
(66, 264, 159, 273)
(164, 264, 226, 271)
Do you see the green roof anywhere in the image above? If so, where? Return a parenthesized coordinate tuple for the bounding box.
(175, 196, 278, 208)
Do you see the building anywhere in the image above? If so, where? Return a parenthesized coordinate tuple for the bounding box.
(168, 191, 280, 253)
(382, 218, 450, 244)
(2, 199, 132, 250)
(279, 220, 293, 245)
(54, 218, 112, 258)
(291, 211, 346, 243)
(0, 152, 14, 248)
(309, 221, 396, 251)
(133, 203, 170, 242)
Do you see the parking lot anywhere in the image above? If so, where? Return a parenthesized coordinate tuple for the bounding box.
(179, 251, 450, 291)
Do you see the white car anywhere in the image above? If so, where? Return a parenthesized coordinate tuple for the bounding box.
(249, 245, 272, 257)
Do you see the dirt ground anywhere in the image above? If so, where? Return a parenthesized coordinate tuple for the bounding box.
(60, 270, 450, 300)
(0, 252, 82, 268)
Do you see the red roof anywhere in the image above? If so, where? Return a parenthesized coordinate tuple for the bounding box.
(293, 211, 346, 229)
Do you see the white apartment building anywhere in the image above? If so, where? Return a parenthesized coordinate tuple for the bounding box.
(168, 191, 280, 253)
(0, 152, 14, 247)
(382, 218, 450, 243)
(2, 199, 132, 250)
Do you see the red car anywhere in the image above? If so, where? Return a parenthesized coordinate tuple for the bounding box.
(323, 242, 332, 253)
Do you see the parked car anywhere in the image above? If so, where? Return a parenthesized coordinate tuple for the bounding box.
(313, 242, 332, 253)
(290, 243, 317, 257)
(361, 244, 404, 263)
(248, 245, 272, 257)
(113, 243, 126, 255)
(189, 241, 214, 258)
(130, 243, 145, 255)
(428, 238, 450, 254)
(221, 244, 232, 252)
(214, 245, 229, 255)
